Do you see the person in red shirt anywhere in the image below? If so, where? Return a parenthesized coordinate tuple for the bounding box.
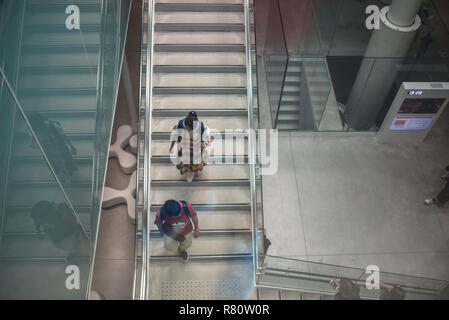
(154, 199, 200, 262)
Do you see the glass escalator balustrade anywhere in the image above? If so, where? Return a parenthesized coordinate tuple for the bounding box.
(0, 0, 131, 299)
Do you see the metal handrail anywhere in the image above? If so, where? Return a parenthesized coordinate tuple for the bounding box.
(257, 253, 449, 298)
(243, 0, 258, 288)
(140, 0, 155, 300)
(132, 0, 146, 299)
(87, 0, 132, 300)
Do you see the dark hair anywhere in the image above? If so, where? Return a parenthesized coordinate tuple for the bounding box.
(162, 200, 181, 217)
(29, 113, 46, 131)
(31, 200, 53, 223)
(184, 111, 199, 130)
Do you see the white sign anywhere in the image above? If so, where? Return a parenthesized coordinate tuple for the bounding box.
(389, 116, 434, 131)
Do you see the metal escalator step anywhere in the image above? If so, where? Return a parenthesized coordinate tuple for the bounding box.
(150, 253, 251, 261)
(155, 23, 244, 32)
(154, 44, 245, 52)
(155, 3, 243, 12)
(151, 179, 250, 187)
(154, 52, 246, 65)
(150, 163, 249, 180)
(156, 0, 245, 3)
(154, 73, 246, 87)
(155, 31, 244, 45)
(153, 94, 247, 109)
(155, 12, 244, 24)
(151, 185, 250, 205)
(154, 65, 246, 73)
(149, 233, 251, 257)
(153, 108, 247, 117)
(152, 86, 246, 95)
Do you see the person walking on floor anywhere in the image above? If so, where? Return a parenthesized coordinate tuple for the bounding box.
(425, 165, 449, 206)
(154, 199, 200, 262)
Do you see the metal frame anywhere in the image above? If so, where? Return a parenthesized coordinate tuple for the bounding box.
(86, 0, 133, 300)
(140, 0, 156, 300)
(132, 0, 147, 300)
(243, 0, 259, 288)
(0, 0, 26, 250)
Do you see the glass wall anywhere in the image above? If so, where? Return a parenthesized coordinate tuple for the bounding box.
(257, 0, 449, 131)
(0, 0, 131, 299)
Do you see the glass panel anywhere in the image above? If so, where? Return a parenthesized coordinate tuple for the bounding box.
(255, 0, 288, 128)
(259, 255, 449, 300)
(0, 0, 132, 299)
(91, 0, 132, 246)
(0, 73, 91, 299)
(274, 57, 332, 131)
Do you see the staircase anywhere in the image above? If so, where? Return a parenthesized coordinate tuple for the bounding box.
(0, 0, 101, 299)
(275, 59, 301, 130)
(138, 0, 257, 300)
(270, 57, 332, 131)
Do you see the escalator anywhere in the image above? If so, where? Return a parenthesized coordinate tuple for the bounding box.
(136, 0, 257, 299)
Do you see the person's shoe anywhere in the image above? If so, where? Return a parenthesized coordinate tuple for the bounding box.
(425, 198, 436, 205)
(186, 172, 194, 183)
(179, 250, 189, 262)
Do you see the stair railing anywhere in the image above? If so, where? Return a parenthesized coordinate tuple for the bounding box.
(257, 254, 449, 300)
(137, 0, 155, 300)
(244, 0, 260, 287)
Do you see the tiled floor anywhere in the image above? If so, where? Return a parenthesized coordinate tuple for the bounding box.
(263, 124, 449, 281)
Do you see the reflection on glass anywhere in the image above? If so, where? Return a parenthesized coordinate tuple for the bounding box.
(399, 98, 445, 114)
(0, 0, 132, 299)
